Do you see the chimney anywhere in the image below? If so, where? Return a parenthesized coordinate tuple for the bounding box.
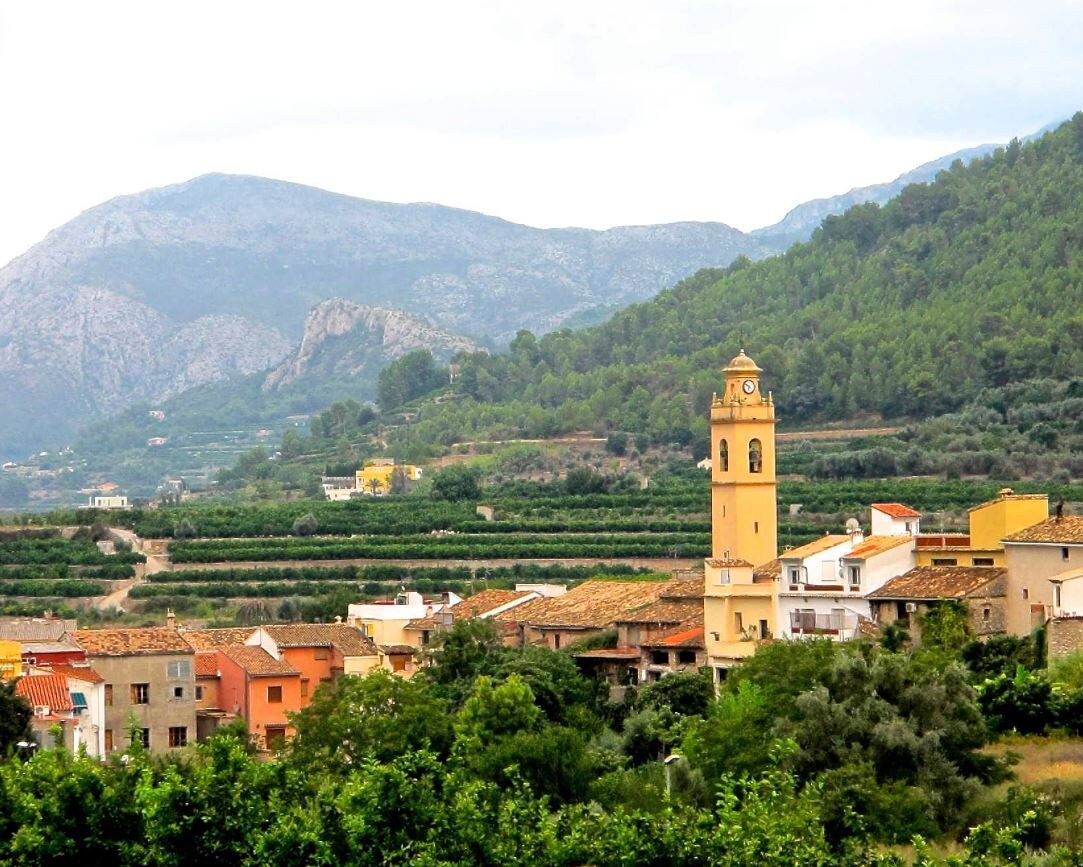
(1056, 500, 1065, 522)
(166, 608, 176, 630)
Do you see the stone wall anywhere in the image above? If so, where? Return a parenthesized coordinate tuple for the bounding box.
(1047, 616, 1083, 658)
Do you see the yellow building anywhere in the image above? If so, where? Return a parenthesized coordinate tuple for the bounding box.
(0, 639, 22, 680)
(915, 489, 1049, 569)
(355, 460, 423, 496)
(703, 351, 780, 676)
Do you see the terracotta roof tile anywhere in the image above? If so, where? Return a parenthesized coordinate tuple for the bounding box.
(867, 565, 1006, 600)
(41, 663, 103, 684)
(74, 628, 193, 656)
(221, 645, 298, 677)
(16, 673, 73, 712)
(658, 577, 704, 599)
(1003, 517, 1083, 545)
(195, 652, 219, 678)
(182, 627, 256, 651)
(872, 503, 921, 518)
(495, 580, 668, 630)
(378, 644, 417, 654)
(706, 558, 753, 569)
(844, 535, 914, 560)
(261, 624, 377, 657)
(753, 558, 782, 581)
(573, 647, 642, 659)
(615, 599, 701, 625)
(642, 615, 706, 649)
(0, 619, 77, 642)
(451, 589, 534, 618)
(780, 535, 851, 560)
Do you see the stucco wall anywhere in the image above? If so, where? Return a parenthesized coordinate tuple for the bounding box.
(1004, 544, 1083, 635)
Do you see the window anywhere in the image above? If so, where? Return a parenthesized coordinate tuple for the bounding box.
(313, 647, 330, 660)
(420, 631, 430, 646)
(848, 566, 861, 588)
(719, 438, 729, 472)
(194, 685, 204, 701)
(754, 521, 759, 533)
(932, 558, 957, 566)
(265, 727, 287, 749)
(1023, 588, 1030, 600)
(759, 619, 769, 639)
(300, 679, 309, 699)
(172, 686, 184, 700)
(168, 727, 188, 748)
(267, 685, 283, 703)
(748, 438, 763, 473)
(982, 607, 991, 623)
(167, 660, 191, 679)
(651, 650, 669, 665)
(131, 683, 150, 705)
(1063, 547, 1071, 561)
(678, 650, 697, 665)
(138, 728, 150, 749)
(973, 557, 994, 567)
(1054, 584, 1062, 608)
(734, 612, 743, 634)
(788, 567, 801, 588)
(553, 634, 561, 650)
(905, 522, 912, 533)
(104, 684, 113, 707)
(104, 729, 114, 752)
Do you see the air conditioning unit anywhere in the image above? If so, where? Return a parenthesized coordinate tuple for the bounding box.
(905, 602, 917, 613)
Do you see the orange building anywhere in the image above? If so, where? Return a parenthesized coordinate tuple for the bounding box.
(216, 645, 302, 749)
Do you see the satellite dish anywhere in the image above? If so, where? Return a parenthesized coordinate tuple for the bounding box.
(845, 518, 861, 534)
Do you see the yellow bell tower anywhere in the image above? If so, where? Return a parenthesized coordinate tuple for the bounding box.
(710, 350, 778, 568)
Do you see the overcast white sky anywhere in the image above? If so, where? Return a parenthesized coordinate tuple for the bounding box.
(1, 1, 1081, 265)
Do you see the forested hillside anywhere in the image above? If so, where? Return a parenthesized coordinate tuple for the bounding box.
(380, 116, 1083, 457)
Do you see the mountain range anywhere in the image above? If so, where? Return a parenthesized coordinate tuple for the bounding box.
(0, 123, 1051, 457)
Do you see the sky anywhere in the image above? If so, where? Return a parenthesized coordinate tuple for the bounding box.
(1, 1, 1082, 266)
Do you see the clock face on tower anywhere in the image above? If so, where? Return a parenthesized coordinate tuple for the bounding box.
(742, 379, 756, 395)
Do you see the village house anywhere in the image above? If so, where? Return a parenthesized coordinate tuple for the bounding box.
(1003, 513, 1083, 635)
(348, 590, 463, 649)
(404, 588, 543, 652)
(496, 579, 669, 651)
(18, 662, 107, 755)
(0, 618, 84, 667)
(866, 565, 1008, 637)
(246, 623, 380, 683)
(216, 645, 303, 749)
(915, 490, 1048, 570)
(72, 628, 196, 754)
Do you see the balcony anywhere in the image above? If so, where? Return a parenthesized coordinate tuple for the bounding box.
(789, 611, 858, 636)
(784, 581, 860, 594)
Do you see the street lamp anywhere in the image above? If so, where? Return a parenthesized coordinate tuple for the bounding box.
(663, 753, 684, 800)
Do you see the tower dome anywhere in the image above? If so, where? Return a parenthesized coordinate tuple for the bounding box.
(724, 350, 762, 374)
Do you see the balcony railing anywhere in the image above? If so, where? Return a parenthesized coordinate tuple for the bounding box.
(785, 581, 860, 593)
(789, 611, 858, 635)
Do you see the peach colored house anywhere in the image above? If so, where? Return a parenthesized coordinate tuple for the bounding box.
(215, 645, 302, 749)
(247, 624, 379, 697)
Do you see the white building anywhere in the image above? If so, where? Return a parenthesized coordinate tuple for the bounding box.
(776, 527, 916, 641)
(87, 495, 129, 509)
(870, 502, 922, 536)
(347, 591, 463, 647)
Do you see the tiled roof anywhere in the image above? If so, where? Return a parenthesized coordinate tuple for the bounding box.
(615, 599, 700, 625)
(573, 646, 642, 660)
(753, 558, 782, 581)
(195, 652, 219, 678)
(495, 580, 667, 630)
(378, 644, 417, 654)
(844, 535, 914, 560)
(221, 645, 298, 677)
(1049, 567, 1083, 584)
(41, 663, 103, 684)
(451, 589, 534, 618)
(706, 558, 753, 569)
(20, 639, 83, 655)
(658, 577, 704, 599)
(867, 566, 1006, 600)
(642, 615, 706, 649)
(181, 627, 257, 651)
(872, 503, 921, 518)
(1003, 516, 1083, 544)
(780, 535, 851, 560)
(15, 673, 73, 712)
(0, 619, 77, 642)
(262, 624, 377, 657)
(73, 628, 193, 656)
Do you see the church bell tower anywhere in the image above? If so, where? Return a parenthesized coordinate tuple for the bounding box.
(710, 350, 778, 568)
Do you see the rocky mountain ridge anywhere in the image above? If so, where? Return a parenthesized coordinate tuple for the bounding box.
(262, 299, 479, 390)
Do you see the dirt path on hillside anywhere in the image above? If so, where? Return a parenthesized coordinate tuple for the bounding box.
(94, 528, 169, 610)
